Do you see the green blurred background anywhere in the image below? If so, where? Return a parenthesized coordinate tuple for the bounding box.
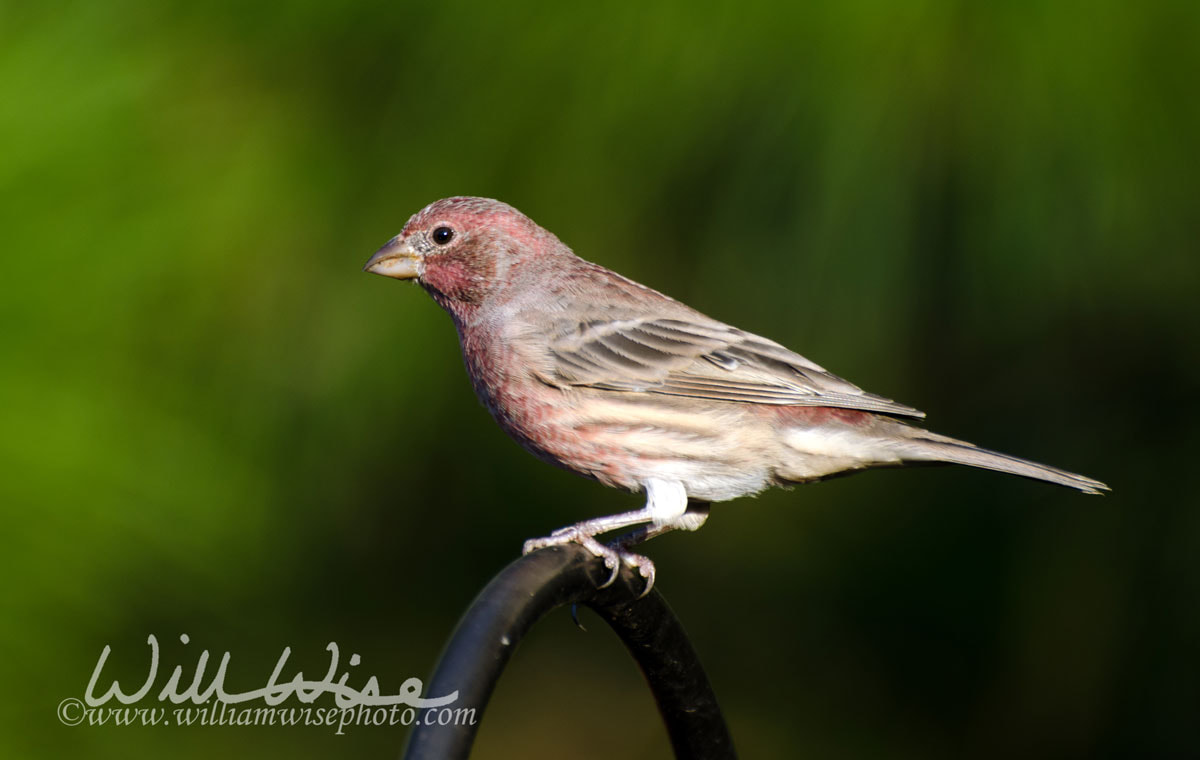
(3, 0, 1197, 757)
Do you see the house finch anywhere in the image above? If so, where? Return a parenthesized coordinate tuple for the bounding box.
(364, 197, 1107, 590)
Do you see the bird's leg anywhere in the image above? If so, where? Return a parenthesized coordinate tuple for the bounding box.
(607, 501, 711, 597)
(614, 501, 711, 548)
(522, 508, 656, 587)
(522, 479, 695, 591)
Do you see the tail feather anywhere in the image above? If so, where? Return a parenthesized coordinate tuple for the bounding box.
(899, 432, 1109, 494)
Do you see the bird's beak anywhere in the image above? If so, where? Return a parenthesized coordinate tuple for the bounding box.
(363, 237, 422, 280)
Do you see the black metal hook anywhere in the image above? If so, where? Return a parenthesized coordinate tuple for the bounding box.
(401, 544, 735, 759)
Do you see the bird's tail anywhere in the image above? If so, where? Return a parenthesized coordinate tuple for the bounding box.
(895, 429, 1109, 494)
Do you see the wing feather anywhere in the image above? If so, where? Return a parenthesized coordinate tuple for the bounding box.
(539, 315, 924, 418)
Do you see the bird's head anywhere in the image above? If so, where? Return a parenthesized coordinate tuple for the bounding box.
(364, 196, 562, 314)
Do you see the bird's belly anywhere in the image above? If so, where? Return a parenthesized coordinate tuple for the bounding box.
(490, 388, 776, 502)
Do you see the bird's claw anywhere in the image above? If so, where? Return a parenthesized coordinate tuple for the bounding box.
(621, 551, 656, 598)
(523, 528, 655, 595)
(524, 527, 621, 586)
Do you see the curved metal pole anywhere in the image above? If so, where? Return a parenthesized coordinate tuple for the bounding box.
(402, 544, 735, 760)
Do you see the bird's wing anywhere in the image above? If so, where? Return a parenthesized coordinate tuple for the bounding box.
(534, 315, 925, 418)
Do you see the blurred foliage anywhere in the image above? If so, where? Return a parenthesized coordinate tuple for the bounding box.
(2, 0, 1197, 757)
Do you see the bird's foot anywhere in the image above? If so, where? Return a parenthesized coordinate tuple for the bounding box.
(523, 527, 655, 595)
(617, 549, 655, 598)
(523, 527, 620, 585)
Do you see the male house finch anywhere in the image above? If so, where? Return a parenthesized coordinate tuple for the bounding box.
(365, 197, 1107, 588)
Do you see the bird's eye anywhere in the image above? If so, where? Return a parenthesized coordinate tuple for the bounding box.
(432, 226, 455, 245)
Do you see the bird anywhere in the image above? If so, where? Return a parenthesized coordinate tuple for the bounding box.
(364, 196, 1108, 591)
